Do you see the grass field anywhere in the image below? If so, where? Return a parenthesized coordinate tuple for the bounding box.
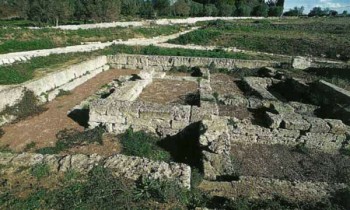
(0, 25, 184, 54)
(171, 17, 350, 61)
(0, 52, 96, 85)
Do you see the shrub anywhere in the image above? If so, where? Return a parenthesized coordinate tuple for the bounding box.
(120, 128, 171, 162)
(30, 164, 50, 179)
(56, 89, 71, 97)
(24, 142, 36, 152)
(293, 143, 309, 154)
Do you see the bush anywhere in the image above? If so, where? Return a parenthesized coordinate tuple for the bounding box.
(30, 164, 50, 179)
(119, 128, 171, 162)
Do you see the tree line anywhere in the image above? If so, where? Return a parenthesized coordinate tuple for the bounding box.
(284, 6, 349, 17)
(0, 0, 285, 25)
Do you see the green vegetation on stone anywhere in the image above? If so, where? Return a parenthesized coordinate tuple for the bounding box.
(119, 128, 171, 162)
(30, 164, 50, 180)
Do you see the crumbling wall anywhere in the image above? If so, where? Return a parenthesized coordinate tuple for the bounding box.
(108, 54, 280, 71)
(0, 152, 191, 188)
(0, 56, 108, 113)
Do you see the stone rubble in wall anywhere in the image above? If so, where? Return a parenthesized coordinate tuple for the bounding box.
(108, 54, 281, 71)
(89, 69, 194, 136)
(200, 176, 347, 203)
(0, 152, 191, 188)
(228, 78, 350, 153)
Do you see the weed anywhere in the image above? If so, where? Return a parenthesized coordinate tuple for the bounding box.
(63, 170, 81, 183)
(36, 126, 105, 154)
(56, 89, 72, 97)
(212, 92, 219, 102)
(0, 90, 47, 121)
(0, 129, 4, 138)
(294, 142, 309, 154)
(23, 142, 36, 152)
(120, 128, 171, 162)
(227, 118, 238, 128)
(30, 164, 50, 180)
(0, 145, 12, 153)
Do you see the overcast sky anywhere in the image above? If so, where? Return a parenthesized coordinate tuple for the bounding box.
(284, 0, 350, 13)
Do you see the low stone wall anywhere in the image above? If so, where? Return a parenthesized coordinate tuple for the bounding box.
(0, 56, 108, 114)
(108, 54, 280, 71)
(0, 152, 191, 188)
(90, 98, 193, 137)
(292, 56, 350, 70)
(200, 177, 346, 203)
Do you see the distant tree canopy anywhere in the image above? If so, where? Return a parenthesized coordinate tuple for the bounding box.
(0, 0, 287, 24)
(283, 6, 304, 16)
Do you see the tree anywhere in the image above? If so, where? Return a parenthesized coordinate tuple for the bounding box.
(121, 0, 142, 16)
(342, 10, 348, 16)
(237, 2, 252, 16)
(283, 6, 304, 16)
(329, 10, 338, 16)
(218, 3, 236, 16)
(190, 0, 203, 16)
(268, 6, 283, 16)
(47, 0, 73, 26)
(252, 2, 268, 17)
(153, 0, 171, 16)
(308, 7, 329, 17)
(140, 0, 155, 18)
(203, 4, 218, 16)
(173, 0, 190, 16)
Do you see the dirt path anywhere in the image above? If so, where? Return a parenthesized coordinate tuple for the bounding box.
(0, 69, 139, 151)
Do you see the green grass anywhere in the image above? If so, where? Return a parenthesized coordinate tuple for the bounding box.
(1, 165, 349, 209)
(30, 164, 50, 180)
(119, 128, 171, 162)
(36, 127, 104, 154)
(0, 52, 95, 85)
(103, 44, 258, 60)
(169, 18, 350, 61)
(0, 25, 183, 54)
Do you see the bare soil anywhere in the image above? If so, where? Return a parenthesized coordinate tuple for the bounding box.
(0, 69, 139, 152)
(210, 73, 244, 96)
(64, 133, 122, 156)
(231, 143, 350, 184)
(137, 79, 198, 105)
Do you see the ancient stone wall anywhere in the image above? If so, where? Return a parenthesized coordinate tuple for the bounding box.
(0, 152, 191, 188)
(108, 54, 281, 71)
(0, 56, 108, 113)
